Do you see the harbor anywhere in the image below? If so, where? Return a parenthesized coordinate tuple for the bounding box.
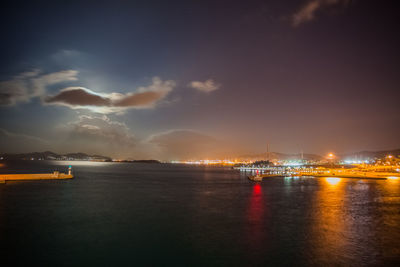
(232, 153, 400, 182)
(244, 166, 400, 181)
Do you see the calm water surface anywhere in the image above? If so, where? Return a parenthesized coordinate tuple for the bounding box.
(1, 160, 399, 266)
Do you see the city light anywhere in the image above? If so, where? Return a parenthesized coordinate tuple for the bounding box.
(282, 161, 304, 166)
(171, 159, 250, 165)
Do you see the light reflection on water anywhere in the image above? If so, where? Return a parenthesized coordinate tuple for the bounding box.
(325, 177, 341, 185)
(308, 177, 400, 265)
(246, 184, 264, 250)
(310, 177, 350, 265)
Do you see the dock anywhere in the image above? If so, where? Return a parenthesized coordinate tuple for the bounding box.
(247, 169, 400, 182)
(0, 166, 74, 183)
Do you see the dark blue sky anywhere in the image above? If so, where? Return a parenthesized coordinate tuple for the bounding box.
(1, 0, 399, 159)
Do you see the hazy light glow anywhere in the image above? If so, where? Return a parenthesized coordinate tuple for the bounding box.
(327, 153, 335, 160)
(283, 161, 304, 166)
(50, 160, 113, 167)
(325, 177, 341, 185)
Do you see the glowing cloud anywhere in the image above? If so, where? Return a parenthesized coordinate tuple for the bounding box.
(292, 0, 350, 27)
(189, 79, 221, 93)
(56, 115, 138, 158)
(44, 77, 175, 113)
(45, 87, 112, 107)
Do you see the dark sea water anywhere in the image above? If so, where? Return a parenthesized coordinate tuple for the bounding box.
(1, 160, 399, 266)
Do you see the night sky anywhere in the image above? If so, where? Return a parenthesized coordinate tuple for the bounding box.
(0, 0, 399, 160)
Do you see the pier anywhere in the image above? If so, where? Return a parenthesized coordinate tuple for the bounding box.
(241, 166, 400, 182)
(0, 167, 74, 183)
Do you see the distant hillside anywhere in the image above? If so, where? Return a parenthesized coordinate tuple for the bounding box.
(0, 151, 112, 161)
(116, 159, 161, 163)
(238, 152, 323, 161)
(340, 149, 400, 159)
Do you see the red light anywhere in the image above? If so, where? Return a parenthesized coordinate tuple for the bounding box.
(253, 184, 261, 195)
(246, 183, 264, 248)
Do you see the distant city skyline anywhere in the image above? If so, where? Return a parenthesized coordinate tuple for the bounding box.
(1, 0, 399, 160)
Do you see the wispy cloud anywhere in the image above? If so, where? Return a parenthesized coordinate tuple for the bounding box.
(292, 0, 350, 27)
(0, 69, 78, 106)
(188, 79, 221, 93)
(48, 115, 139, 158)
(68, 115, 137, 147)
(44, 77, 175, 113)
(31, 70, 78, 97)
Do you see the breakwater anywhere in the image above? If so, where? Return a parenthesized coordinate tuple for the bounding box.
(0, 171, 73, 183)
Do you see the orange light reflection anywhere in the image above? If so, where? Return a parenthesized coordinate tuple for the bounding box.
(325, 177, 341, 185)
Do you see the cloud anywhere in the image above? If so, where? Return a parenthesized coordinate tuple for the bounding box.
(0, 124, 242, 161)
(0, 128, 50, 153)
(45, 87, 111, 106)
(44, 77, 175, 113)
(68, 115, 136, 147)
(189, 79, 220, 93)
(31, 70, 78, 97)
(51, 49, 83, 64)
(292, 0, 350, 27)
(147, 129, 223, 160)
(0, 116, 139, 158)
(57, 115, 139, 158)
(0, 69, 78, 106)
